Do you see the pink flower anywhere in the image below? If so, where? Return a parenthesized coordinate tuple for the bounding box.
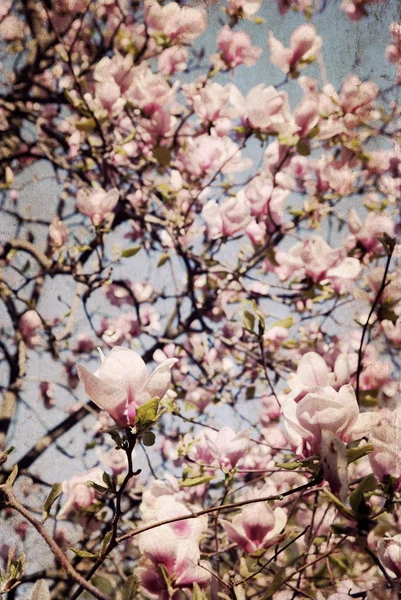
(98, 446, 128, 475)
(192, 82, 231, 124)
(58, 467, 104, 519)
(347, 209, 394, 253)
(226, 0, 262, 15)
(221, 502, 287, 554)
(220, 195, 252, 236)
(76, 187, 119, 226)
(77, 347, 178, 427)
(268, 24, 322, 76)
(244, 85, 297, 136)
(283, 385, 377, 457)
(378, 534, 401, 578)
(202, 196, 251, 238)
(19, 310, 42, 348)
(382, 317, 401, 345)
(340, 74, 379, 129)
(158, 46, 189, 75)
(369, 412, 401, 481)
(144, 0, 207, 43)
(217, 25, 262, 70)
(49, 218, 68, 248)
(138, 510, 210, 598)
(0, 15, 25, 41)
(340, 0, 385, 21)
(204, 427, 250, 471)
(288, 352, 353, 402)
(94, 53, 134, 95)
(180, 134, 251, 177)
(126, 64, 176, 116)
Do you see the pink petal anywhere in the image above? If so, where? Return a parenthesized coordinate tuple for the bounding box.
(138, 358, 178, 404)
(76, 363, 126, 424)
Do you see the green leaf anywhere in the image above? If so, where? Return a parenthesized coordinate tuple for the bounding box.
(192, 582, 207, 600)
(246, 386, 255, 400)
(121, 246, 141, 258)
(296, 138, 311, 156)
(102, 471, 116, 492)
(349, 474, 377, 515)
(42, 483, 62, 523)
(136, 397, 159, 430)
(142, 431, 156, 447)
(70, 548, 98, 559)
(76, 118, 96, 132)
(243, 310, 255, 332)
(180, 474, 216, 487)
(322, 489, 355, 519)
(100, 531, 112, 556)
(86, 481, 109, 494)
(157, 253, 170, 267)
(276, 461, 301, 470)
(6, 465, 18, 487)
(271, 316, 293, 329)
(153, 146, 171, 166)
(307, 124, 320, 139)
(264, 568, 287, 598)
(91, 575, 114, 595)
(122, 575, 139, 600)
(346, 444, 374, 465)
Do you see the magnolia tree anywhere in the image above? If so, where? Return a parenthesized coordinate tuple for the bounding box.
(1, 0, 401, 598)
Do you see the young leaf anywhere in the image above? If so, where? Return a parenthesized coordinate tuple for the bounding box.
(122, 575, 138, 600)
(70, 548, 98, 559)
(347, 444, 374, 465)
(243, 310, 255, 332)
(142, 431, 156, 447)
(121, 246, 141, 258)
(42, 482, 62, 523)
(349, 474, 377, 515)
(136, 397, 159, 430)
(6, 464, 18, 487)
(180, 474, 216, 487)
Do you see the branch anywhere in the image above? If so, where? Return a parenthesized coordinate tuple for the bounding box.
(356, 237, 396, 404)
(69, 432, 138, 600)
(0, 483, 112, 600)
(116, 474, 322, 544)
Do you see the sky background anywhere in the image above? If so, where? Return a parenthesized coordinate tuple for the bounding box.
(2, 1, 401, 584)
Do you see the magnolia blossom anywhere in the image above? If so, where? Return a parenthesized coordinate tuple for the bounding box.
(188, 427, 250, 471)
(138, 532, 210, 599)
(382, 317, 401, 345)
(19, 310, 42, 348)
(221, 502, 287, 554)
(234, 84, 297, 136)
(269, 24, 322, 76)
(287, 351, 354, 401)
(76, 187, 119, 226)
(49, 218, 68, 248)
(180, 134, 251, 176)
(138, 496, 209, 599)
(340, 0, 385, 21)
(226, 0, 262, 14)
(283, 384, 377, 457)
(216, 25, 262, 70)
(369, 411, 401, 481)
(158, 46, 188, 75)
(378, 534, 401, 578)
(58, 467, 104, 519)
(144, 0, 207, 43)
(205, 427, 250, 471)
(273, 236, 361, 291)
(347, 208, 394, 252)
(77, 346, 178, 426)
